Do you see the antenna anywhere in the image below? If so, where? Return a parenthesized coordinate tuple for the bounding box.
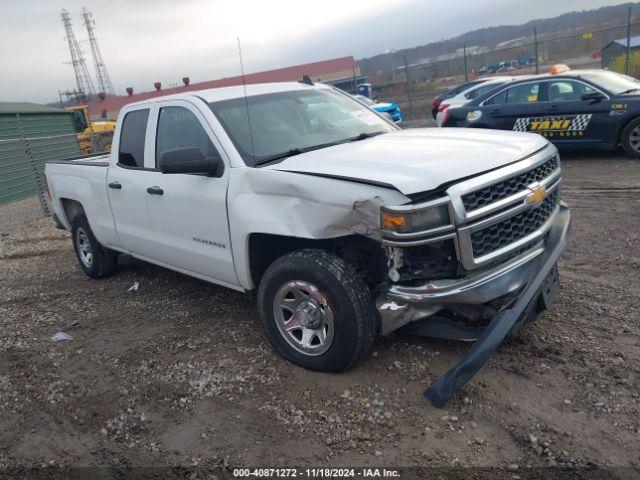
(60, 9, 96, 102)
(237, 37, 256, 161)
(81, 8, 115, 96)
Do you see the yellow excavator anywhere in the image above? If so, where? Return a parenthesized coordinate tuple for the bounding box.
(66, 104, 116, 155)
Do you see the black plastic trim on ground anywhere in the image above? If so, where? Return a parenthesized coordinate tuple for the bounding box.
(424, 204, 571, 408)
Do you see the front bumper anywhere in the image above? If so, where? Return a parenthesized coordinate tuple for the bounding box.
(375, 204, 570, 407)
(424, 204, 570, 407)
(376, 203, 571, 335)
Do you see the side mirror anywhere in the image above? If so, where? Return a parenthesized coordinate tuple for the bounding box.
(581, 91, 605, 103)
(159, 147, 221, 175)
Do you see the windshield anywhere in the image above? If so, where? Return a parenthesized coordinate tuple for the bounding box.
(71, 109, 88, 133)
(209, 89, 395, 166)
(445, 79, 485, 97)
(579, 71, 640, 95)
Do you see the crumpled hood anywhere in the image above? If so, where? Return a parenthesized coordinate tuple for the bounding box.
(267, 128, 549, 195)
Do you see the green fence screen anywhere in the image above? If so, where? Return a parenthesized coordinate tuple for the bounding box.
(0, 112, 81, 209)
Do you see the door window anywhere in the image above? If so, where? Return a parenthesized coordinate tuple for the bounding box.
(486, 83, 540, 105)
(118, 109, 149, 168)
(547, 80, 595, 102)
(155, 106, 220, 167)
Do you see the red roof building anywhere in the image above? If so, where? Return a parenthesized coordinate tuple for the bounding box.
(89, 56, 361, 118)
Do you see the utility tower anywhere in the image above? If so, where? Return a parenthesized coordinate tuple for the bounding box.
(60, 9, 96, 101)
(81, 7, 115, 96)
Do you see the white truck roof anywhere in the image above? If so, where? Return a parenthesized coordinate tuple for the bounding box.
(125, 82, 331, 109)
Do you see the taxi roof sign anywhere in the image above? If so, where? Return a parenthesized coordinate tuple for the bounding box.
(550, 64, 571, 74)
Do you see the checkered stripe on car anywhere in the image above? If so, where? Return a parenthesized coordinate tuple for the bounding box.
(513, 117, 531, 131)
(567, 114, 593, 131)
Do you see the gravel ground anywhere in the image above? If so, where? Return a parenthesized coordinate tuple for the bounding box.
(0, 152, 639, 479)
(0, 196, 45, 229)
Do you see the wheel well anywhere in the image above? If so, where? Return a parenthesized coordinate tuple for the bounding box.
(616, 115, 640, 145)
(248, 233, 385, 288)
(60, 199, 85, 226)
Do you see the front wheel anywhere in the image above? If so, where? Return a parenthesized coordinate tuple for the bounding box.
(621, 117, 640, 158)
(257, 249, 377, 372)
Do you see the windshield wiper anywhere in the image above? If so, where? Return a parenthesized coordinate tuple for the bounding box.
(254, 131, 386, 166)
(619, 88, 640, 94)
(255, 141, 342, 166)
(254, 148, 304, 166)
(348, 131, 385, 142)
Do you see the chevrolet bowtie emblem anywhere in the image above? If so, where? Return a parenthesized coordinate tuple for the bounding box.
(527, 186, 546, 205)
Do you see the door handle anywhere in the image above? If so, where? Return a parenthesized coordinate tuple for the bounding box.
(547, 104, 561, 111)
(108, 182, 122, 189)
(146, 186, 164, 195)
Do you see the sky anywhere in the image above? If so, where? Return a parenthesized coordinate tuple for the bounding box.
(0, 0, 631, 103)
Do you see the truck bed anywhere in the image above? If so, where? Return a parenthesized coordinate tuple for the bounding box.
(45, 152, 118, 247)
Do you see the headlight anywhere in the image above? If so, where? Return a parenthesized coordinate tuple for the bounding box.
(466, 110, 482, 122)
(381, 203, 450, 234)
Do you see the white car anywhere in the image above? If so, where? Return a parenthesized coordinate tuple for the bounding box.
(436, 77, 520, 126)
(45, 81, 570, 405)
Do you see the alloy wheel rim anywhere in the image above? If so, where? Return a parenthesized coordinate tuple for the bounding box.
(75, 227, 93, 268)
(629, 125, 640, 153)
(273, 280, 334, 356)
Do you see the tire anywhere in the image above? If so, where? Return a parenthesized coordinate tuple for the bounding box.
(621, 117, 640, 158)
(257, 249, 377, 372)
(71, 214, 118, 279)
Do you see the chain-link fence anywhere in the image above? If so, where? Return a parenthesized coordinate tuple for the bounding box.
(369, 8, 640, 122)
(0, 112, 113, 216)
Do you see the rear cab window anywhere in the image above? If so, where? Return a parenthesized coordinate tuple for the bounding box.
(118, 109, 149, 168)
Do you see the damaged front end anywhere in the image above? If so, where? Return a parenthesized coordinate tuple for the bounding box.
(373, 148, 571, 406)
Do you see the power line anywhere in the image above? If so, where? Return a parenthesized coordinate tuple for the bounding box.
(81, 7, 115, 96)
(60, 9, 96, 102)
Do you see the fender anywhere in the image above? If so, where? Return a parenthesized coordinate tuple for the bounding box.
(227, 167, 409, 290)
(615, 113, 640, 145)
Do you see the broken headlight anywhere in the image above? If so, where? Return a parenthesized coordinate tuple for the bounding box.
(381, 199, 451, 235)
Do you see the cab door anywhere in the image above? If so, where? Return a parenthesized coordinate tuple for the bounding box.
(482, 81, 544, 132)
(541, 79, 611, 144)
(106, 108, 154, 254)
(141, 100, 238, 287)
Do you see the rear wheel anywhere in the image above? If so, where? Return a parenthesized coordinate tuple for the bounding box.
(257, 249, 377, 372)
(71, 214, 118, 278)
(621, 117, 640, 158)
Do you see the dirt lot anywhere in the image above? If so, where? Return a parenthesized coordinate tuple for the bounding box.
(0, 152, 639, 479)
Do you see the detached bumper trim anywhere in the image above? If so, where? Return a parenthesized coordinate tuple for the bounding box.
(424, 203, 571, 407)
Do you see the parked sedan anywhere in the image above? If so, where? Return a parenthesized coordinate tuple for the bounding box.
(354, 95, 404, 122)
(441, 68, 640, 157)
(436, 76, 520, 126)
(431, 79, 489, 119)
(436, 77, 522, 127)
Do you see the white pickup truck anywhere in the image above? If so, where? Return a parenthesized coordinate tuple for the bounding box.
(46, 81, 571, 405)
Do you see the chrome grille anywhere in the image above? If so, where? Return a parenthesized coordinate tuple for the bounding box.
(462, 156, 558, 212)
(470, 190, 559, 257)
